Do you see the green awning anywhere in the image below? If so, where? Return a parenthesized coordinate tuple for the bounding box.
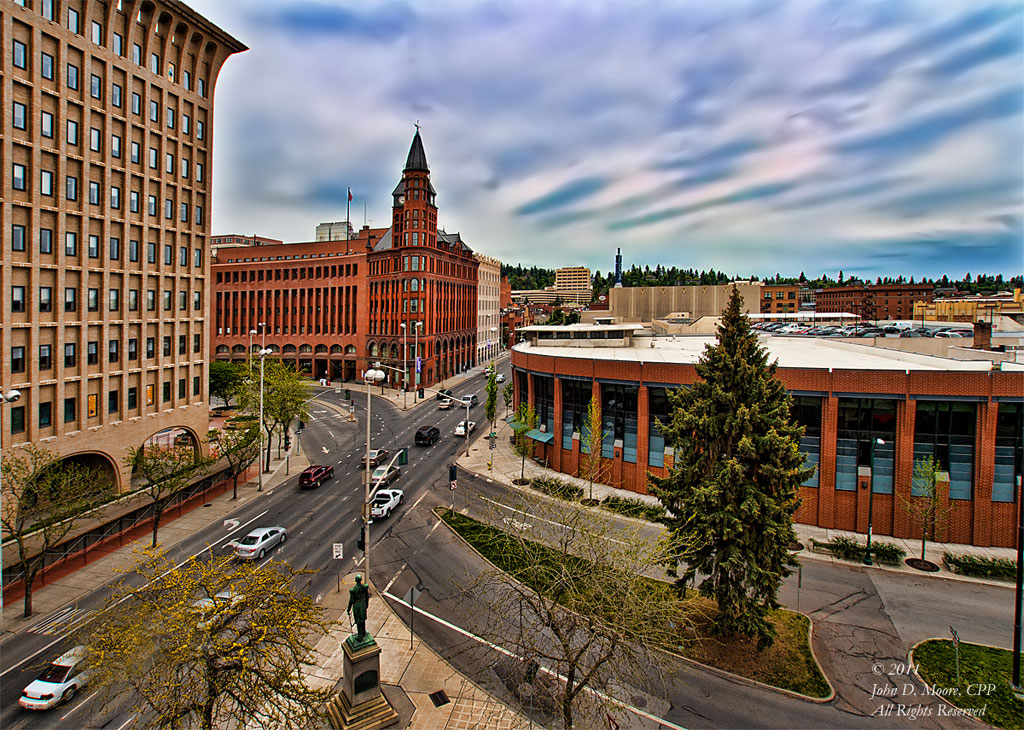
(525, 429, 554, 444)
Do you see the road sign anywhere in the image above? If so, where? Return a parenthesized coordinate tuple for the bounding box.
(404, 586, 422, 649)
(404, 586, 422, 605)
(950, 625, 962, 686)
(450, 480, 457, 490)
(332, 543, 344, 560)
(950, 625, 960, 647)
(415, 356, 422, 374)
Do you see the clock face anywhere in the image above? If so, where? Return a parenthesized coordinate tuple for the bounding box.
(397, 195, 405, 205)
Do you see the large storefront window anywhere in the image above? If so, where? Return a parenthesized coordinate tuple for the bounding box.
(532, 374, 554, 436)
(836, 398, 896, 493)
(913, 401, 975, 500)
(601, 383, 638, 463)
(791, 396, 822, 487)
(648, 387, 674, 468)
(515, 369, 529, 410)
(561, 379, 590, 450)
(993, 402, 1022, 503)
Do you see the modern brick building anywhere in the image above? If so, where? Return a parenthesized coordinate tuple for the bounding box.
(2, 0, 245, 492)
(510, 325, 1023, 548)
(211, 131, 480, 389)
(760, 284, 800, 314)
(816, 283, 933, 320)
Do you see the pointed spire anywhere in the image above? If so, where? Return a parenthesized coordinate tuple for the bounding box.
(404, 127, 429, 172)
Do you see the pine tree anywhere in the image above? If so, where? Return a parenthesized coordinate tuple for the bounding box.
(650, 286, 810, 648)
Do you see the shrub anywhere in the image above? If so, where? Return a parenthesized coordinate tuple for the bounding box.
(600, 496, 667, 523)
(529, 476, 583, 501)
(811, 536, 905, 565)
(943, 553, 1015, 581)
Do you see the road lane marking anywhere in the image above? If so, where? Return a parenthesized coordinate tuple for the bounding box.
(411, 493, 428, 510)
(59, 690, 98, 720)
(382, 562, 407, 593)
(116, 714, 136, 730)
(328, 431, 335, 439)
(216, 510, 270, 549)
(382, 592, 688, 730)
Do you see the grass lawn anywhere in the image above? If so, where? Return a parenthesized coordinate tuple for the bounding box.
(439, 508, 831, 699)
(913, 640, 1023, 730)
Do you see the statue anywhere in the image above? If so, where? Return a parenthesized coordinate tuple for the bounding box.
(347, 575, 370, 640)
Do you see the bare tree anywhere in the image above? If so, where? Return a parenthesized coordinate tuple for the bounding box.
(80, 549, 333, 730)
(125, 442, 214, 548)
(450, 498, 696, 729)
(1, 445, 111, 617)
(209, 424, 260, 500)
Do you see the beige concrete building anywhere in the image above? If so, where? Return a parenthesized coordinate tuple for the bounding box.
(554, 266, 591, 291)
(2, 0, 245, 492)
(475, 253, 502, 363)
(608, 282, 761, 322)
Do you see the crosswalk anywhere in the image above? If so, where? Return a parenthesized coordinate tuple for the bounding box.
(27, 606, 93, 635)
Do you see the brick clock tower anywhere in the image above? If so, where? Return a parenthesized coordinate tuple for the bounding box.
(366, 130, 479, 390)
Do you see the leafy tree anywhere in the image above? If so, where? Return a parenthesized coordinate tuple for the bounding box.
(651, 286, 810, 648)
(80, 549, 333, 730)
(209, 424, 260, 500)
(1, 445, 110, 617)
(902, 455, 954, 564)
(502, 381, 514, 418)
(456, 499, 695, 730)
(485, 363, 498, 435)
(239, 359, 311, 471)
(579, 396, 609, 501)
(511, 401, 539, 483)
(208, 360, 244, 408)
(126, 442, 215, 548)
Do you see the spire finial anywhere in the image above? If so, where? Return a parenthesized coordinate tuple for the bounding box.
(415, 120, 421, 133)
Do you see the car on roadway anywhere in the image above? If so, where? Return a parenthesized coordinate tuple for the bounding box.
(233, 527, 287, 560)
(370, 464, 401, 486)
(360, 448, 390, 469)
(19, 646, 91, 710)
(370, 488, 404, 519)
(495, 373, 506, 383)
(438, 397, 454, 410)
(454, 420, 476, 436)
(299, 464, 334, 489)
(460, 394, 479, 408)
(415, 425, 440, 445)
(436, 388, 453, 401)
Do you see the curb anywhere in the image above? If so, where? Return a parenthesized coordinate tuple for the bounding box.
(796, 548, 1016, 590)
(433, 507, 836, 705)
(907, 639, 1011, 729)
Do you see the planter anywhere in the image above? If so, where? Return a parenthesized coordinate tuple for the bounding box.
(788, 541, 804, 552)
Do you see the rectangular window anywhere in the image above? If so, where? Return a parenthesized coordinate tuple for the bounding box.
(13, 163, 27, 191)
(108, 339, 119, 362)
(41, 52, 54, 80)
(65, 232, 78, 256)
(111, 134, 122, 158)
(162, 336, 171, 356)
(64, 342, 76, 367)
(109, 390, 119, 414)
(193, 291, 202, 310)
(11, 347, 25, 374)
(131, 91, 141, 115)
(163, 382, 171, 402)
(13, 40, 27, 70)
(41, 111, 53, 138)
(792, 396, 822, 487)
(68, 7, 80, 33)
(163, 291, 171, 311)
(994, 403, 1022, 503)
(183, 70, 192, 91)
(197, 120, 204, 140)
(42, 0, 54, 21)
(133, 43, 142, 65)
(90, 74, 102, 99)
(179, 246, 188, 266)
(181, 158, 188, 178)
(128, 289, 138, 311)
(150, 53, 160, 75)
(129, 239, 139, 261)
(90, 127, 101, 151)
(108, 288, 119, 311)
(149, 147, 158, 169)
(64, 398, 76, 423)
(88, 288, 98, 311)
(113, 32, 124, 57)
(198, 78, 206, 98)
(109, 237, 120, 260)
(178, 379, 186, 399)
(87, 341, 98, 365)
(87, 394, 98, 418)
(194, 248, 203, 268)
(39, 344, 52, 370)
(147, 242, 156, 263)
(913, 401, 976, 500)
(40, 228, 53, 254)
(193, 376, 200, 396)
(12, 225, 26, 251)
(66, 175, 78, 201)
(13, 102, 27, 130)
(146, 384, 155, 405)
(165, 199, 173, 219)
(146, 337, 155, 358)
(39, 402, 52, 428)
(148, 195, 157, 216)
(111, 186, 121, 209)
(194, 206, 203, 225)
(130, 190, 139, 212)
(182, 114, 190, 135)
(11, 406, 25, 434)
(91, 20, 102, 45)
(89, 181, 101, 205)
(150, 99, 159, 122)
(128, 338, 138, 360)
(178, 335, 187, 355)
(88, 234, 99, 257)
(11, 286, 26, 312)
(196, 163, 203, 183)
(112, 83, 122, 107)
(600, 382, 639, 463)
(164, 244, 173, 265)
(193, 333, 201, 352)
(166, 152, 174, 173)
(39, 286, 52, 312)
(167, 107, 175, 129)
(41, 169, 53, 195)
(180, 203, 188, 223)
(67, 63, 79, 90)
(179, 291, 187, 310)
(128, 387, 137, 410)
(131, 141, 140, 163)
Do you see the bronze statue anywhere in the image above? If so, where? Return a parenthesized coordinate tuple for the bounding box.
(347, 574, 370, 640)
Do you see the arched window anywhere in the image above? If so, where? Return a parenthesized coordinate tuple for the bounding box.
(330, 345, 344, 354)
(314, 344, 328, 354)
(215, 345, 229, 354)
(299, 344, 313, 354)
(345, 345, 357, 355)
(283, 344, 297, 354)
(369, 343, 378, 358)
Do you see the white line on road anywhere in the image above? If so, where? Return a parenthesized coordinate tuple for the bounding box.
(116, 714, 136, 730)
(411, 493, 428, 510)
(382, 562, 407, 593)
(328, 431, 335, 439)
(59, 690, 99, 720)
(382, 592, 688, 730)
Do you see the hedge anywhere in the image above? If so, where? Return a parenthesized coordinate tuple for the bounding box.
(943, 553, 1015, 581)
(529, 476, 584, 501)
(599, 496, 667, 523)
(810, 536, 905, 565)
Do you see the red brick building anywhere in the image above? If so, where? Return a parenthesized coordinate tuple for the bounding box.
(760, 285, 800, 314)
(816, 284, 933, 320)
(510, 325, 1023, 548)
(212, 131, 479, 388)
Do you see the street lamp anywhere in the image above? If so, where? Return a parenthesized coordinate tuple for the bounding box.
(414, 321, 423, 396)
(400, 322, 408, 409)
(363, 366, 386, 585)
(258, 348, 272, 491)
(0, 389, 23, 607)
(864, 437, 885, 566)
(248, 329, 257, 376)
(490, 326, 498, 360)
(259, 322, 267, 350)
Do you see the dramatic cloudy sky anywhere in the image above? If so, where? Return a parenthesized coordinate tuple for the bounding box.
(189, 0, 1023, 279)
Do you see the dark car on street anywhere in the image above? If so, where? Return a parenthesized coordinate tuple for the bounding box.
(415, 425, 440, 445)
(299, 465, 334, 489)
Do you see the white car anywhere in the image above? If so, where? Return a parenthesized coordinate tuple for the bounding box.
(233, 527, 286, 560)
(20, 646, 90, 710)
(370, 489, 404, 519)
(495, 373, 506, 383)
(454, 420, 476, 436)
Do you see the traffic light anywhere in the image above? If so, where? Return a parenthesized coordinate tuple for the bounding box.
(448, 464, 457, 482)
(357, 533, 365, 552)
(284, 435, 291, 450)
(418, 387, 425, 398)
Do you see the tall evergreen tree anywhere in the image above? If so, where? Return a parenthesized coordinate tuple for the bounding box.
(650, 286, 810, 648)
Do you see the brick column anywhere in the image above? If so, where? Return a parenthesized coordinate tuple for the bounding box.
(892, 399, 917, 538)
(636, 385, 650, 495)
(972, 400, 998, 547)
(817, 394, 838, 529)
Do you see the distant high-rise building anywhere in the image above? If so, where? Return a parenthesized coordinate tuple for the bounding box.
(2, 0, 246, 492)
(614, 248, 623, 288)
(315, 221, 355, 242)
(554, 266, 592, 291)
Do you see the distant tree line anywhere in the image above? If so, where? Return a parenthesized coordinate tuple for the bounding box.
(502, 262, 1022, 300)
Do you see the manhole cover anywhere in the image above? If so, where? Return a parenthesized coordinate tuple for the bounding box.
(631, 695, 648, 708)
(428, 690, 450, 707)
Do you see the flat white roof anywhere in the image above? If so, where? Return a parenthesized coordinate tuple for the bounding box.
(515, 336, 996, 372)
(520, 324, 646, 332)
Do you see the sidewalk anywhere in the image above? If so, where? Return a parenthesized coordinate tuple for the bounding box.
(456, 415, 1018, 588)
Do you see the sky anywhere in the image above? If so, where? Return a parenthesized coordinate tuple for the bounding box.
(188, 0, 1024, 280)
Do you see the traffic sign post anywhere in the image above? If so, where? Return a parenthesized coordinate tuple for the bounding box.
(333, 543, 344, 592)
(951, 625, 961, 686)
(404, 586, 422, 649)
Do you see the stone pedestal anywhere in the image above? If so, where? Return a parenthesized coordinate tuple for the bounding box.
(325, 634, 399, 730)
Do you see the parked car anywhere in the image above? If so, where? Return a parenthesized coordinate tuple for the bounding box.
(370, 464, 401, 486)
(436, 388, 453, 401)
(299, 465, 334, 489)
(454, 420, 476, 436)
(370, 489, 404, 519)
(415, 425, 440, 445)
(495, 373, 506, 383)
(19, 646, 91, 710)
(460, 394, 479, 408)
(233, 527, 286, 560)
(360, 448, 390, 469)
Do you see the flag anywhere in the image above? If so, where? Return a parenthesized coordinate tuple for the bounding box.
(348, 188, 353, 202)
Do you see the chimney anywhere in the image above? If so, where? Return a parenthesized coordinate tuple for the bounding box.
(973, 321, 992, 350)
